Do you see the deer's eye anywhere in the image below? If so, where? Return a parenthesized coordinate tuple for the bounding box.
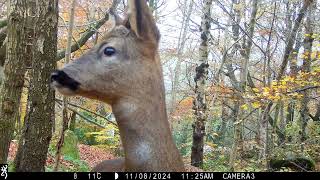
(104, 47, 116, 56)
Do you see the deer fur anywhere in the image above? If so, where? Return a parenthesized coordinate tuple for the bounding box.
(51, 0, 185, 171)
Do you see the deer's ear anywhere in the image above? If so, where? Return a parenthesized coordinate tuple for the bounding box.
(126, 0, 160, 44)
(110, 7, 126, 27)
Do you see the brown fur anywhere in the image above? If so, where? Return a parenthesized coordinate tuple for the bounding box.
(92, 158, 125, 172)
(53, 0, 185, 172)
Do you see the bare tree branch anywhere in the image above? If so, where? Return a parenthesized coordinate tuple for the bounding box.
(55, 100, 117, 129)
(288, 86, 320, 93)
(56, 0, 120, 61)
(55, 98, 116, 126)
(0, 0, 121, 64)
(214, 0, 266, 56)
(276, 0, 312, 80)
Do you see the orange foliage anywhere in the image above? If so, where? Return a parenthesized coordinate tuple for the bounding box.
(172, 97, 194, 118)
(57, 0, 115, 60)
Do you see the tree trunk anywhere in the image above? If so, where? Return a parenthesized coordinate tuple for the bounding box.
(310, 103, 320, 121)
(0, 0, 28, 164)
(69, 112, 77, 131)
(300, 1, 315, 144)
(278, 101, 285, 144)
(221, 0, 242, 170)
(258, 0, 312, 169)
(217, 97, 229, 143)
(229, 0, 258, 171)
(191, 0, 212, 168)
(271, 102, 281, 151)
(228, 101, 240, 171)
(285, 30, 303, 136)
(259, 103, 272, 162)
(14, 0, 59, 172)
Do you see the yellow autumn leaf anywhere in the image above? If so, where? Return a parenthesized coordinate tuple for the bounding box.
(314, 67, 320, 72)
(283, 76, 294, 82)
(272, 95, 281, 101)
(296, 94, 304, 99)
(289, 92, 299, 97)
(206, 142, 218, 148)
(241, 104, 249, 110)
(252, 101, 261, 108)
(280, 80, 287, 86)
(252, 88, 259, 92)
(262, 91, 269, 97)
(311, 52, 317, 59)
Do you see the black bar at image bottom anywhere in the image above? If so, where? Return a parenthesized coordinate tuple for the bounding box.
(0, 172, 319, 180)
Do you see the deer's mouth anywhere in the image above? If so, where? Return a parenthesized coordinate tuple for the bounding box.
(50, 70, 80, 95)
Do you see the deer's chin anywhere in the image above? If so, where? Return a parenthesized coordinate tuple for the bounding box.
(51, 81, 78, 96)
(76, 89, 114, 104)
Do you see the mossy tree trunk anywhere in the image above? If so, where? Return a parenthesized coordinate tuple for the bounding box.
(0, 0, 28, 164)
(14, 0, 59, 172)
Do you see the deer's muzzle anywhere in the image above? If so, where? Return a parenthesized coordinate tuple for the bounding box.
(50, 70, 80, 91)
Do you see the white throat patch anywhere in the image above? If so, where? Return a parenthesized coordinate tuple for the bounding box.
(135, 141, 151, 163)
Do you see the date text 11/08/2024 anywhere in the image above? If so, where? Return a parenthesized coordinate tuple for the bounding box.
(121, 172, 255, 180)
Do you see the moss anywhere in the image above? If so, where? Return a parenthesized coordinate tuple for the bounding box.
(269, 154, 315, 171)
(8, 160, 15, 172)
(61, 130, 80, 159)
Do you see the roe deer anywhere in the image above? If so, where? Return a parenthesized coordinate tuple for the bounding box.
(51, 0, 185, 171)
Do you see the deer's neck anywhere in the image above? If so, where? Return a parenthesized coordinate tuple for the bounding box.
(112, 92, 184, 171)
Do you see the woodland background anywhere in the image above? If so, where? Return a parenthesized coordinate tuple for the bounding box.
(0, 0, 319, 172)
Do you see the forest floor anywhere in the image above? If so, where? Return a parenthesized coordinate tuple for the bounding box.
(7, 142, 320, 172)
(8, 142, 115, 170)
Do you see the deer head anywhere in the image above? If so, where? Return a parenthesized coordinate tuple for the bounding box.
(51, 1, 160, 104)
(51, 0, 185, 171)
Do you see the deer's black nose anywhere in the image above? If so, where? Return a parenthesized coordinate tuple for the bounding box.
(50, 71, 60, 82)
(51, 70, 80, 91)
